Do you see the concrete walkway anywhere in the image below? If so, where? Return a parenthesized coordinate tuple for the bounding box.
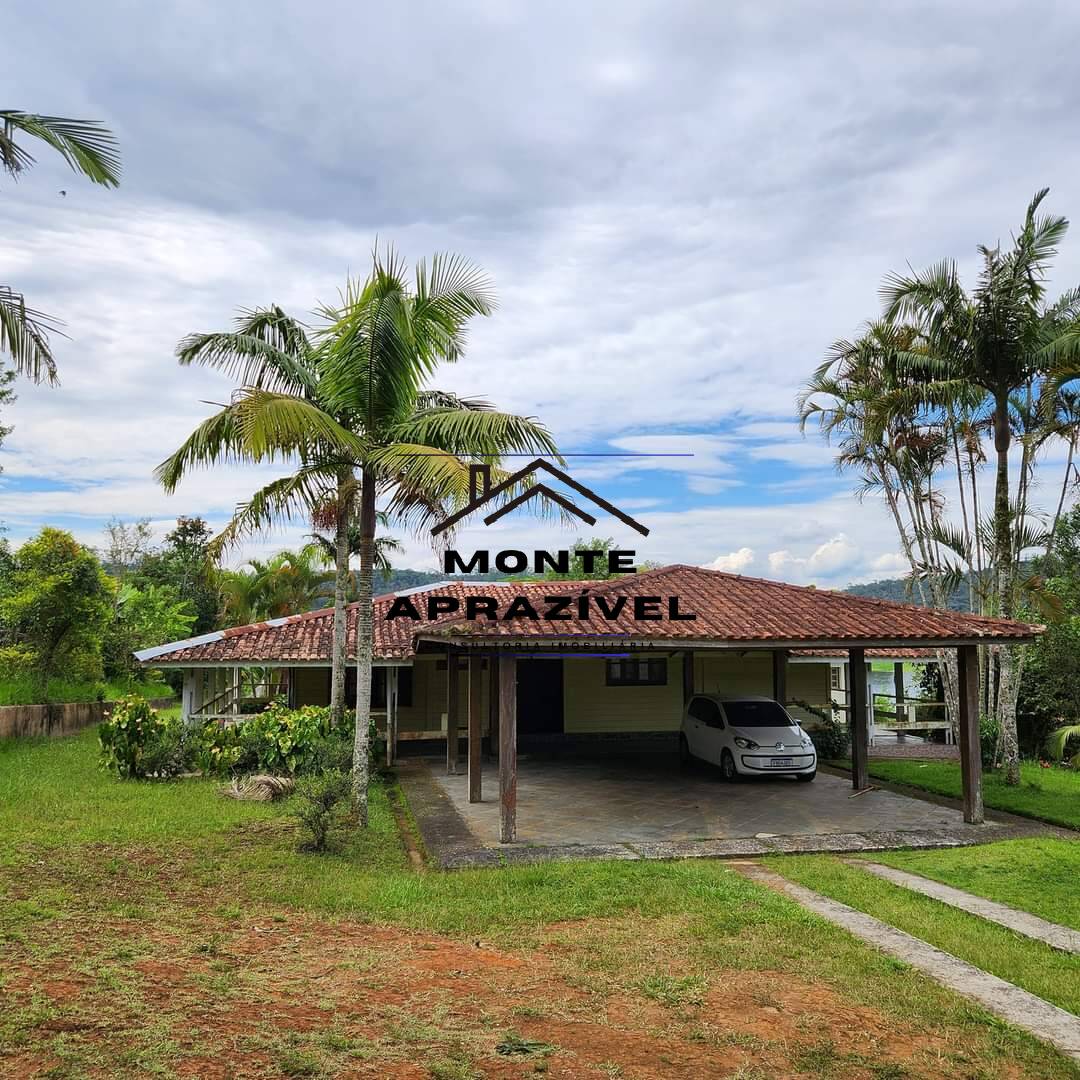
(852, 861, 1080, 954)
(735, 862, 1080, 1064)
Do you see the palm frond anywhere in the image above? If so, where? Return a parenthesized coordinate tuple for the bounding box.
(176, 306, 318, 397)
(0, 285, 62, 384)
(0, 111, 120, 186)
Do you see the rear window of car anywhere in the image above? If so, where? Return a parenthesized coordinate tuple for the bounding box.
(722, 700, 792, 727)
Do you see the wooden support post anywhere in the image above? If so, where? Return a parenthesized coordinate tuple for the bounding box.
(181, 670, 196, 726)
(446, 650, 460, 775)
(488, 653, 500, 763)
(682, 650, 694, 702)
(849, 647, 869, 791)
(894, 661, 905, 742)
(498, 652, 517, 843)
(956, 644, 984, 824)
(468, 654, 483, 803)
(772, 650, 788, 705)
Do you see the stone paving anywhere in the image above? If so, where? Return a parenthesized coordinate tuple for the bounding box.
(735, 862, 1080, 1064)
(433, 755, 977, 845)
(397, 754, 1055, 869)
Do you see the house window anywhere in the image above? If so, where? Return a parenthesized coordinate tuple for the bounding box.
(830, 667, 841, 690)
(606, 658, 668, 686)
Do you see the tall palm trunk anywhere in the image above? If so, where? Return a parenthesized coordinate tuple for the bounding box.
(329, 466, 352, 729)
(352, 469, 377, 825)
(991, 390, 1021, 785)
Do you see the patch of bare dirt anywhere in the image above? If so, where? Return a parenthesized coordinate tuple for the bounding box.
(0, 899, 1055, 1078)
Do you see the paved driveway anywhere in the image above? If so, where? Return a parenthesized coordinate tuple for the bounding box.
(431, 754, 970, 846)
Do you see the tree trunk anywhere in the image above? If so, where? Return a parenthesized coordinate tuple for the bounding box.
(998, 643, 1023, 783)
(329, 467, 352, 729)
(352, 470, 377, 825)
(992, 391, 1020, 785)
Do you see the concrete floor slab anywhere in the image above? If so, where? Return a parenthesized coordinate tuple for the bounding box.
(430, 755, 980, 847)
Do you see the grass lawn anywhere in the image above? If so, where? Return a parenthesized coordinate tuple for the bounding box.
(1, 731, 1076, 1078)
(0, 675, 174, 707)
(867, 838, 1080, 932)
(762, 854, 1080, 1016)
(831, 757, 1080, 830)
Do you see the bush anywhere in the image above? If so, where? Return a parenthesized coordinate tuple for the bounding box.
(190, 721, 252, 777)
(240, 700, 331, 775)
(291, 770, 351, 851)
(980, 713, 1000, 767)
(792, 700, 850, 759)
(99, 695, 185, 779)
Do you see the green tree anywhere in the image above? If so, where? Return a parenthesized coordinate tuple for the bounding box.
(804, 192, 1080, 784)
(136, 517, 221, 634)
(1019, 505, 1080, 757)
(158, 251, 559, 822)
(1, 111, 120, 384)
(0, 528, 114, 697)
(217, 547, 328, 625)
(103, 582, 195, 680)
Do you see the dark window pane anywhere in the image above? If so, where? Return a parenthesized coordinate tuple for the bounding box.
(722, 700, 791, 727)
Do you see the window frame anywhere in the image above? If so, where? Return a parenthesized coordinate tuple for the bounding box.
(605, 657, 668, 687)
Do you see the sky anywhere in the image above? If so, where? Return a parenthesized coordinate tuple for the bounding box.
(3, 1, 1080, 588)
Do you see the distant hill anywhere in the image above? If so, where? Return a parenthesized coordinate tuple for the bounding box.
(845, 576, 968, 611)
(374, 568, 507, 594)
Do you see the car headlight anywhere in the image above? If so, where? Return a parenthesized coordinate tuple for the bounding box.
(734, 736, 759, 749)
(801, 737, 813, 749)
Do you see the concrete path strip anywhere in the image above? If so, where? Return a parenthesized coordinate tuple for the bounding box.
(852, 860, 1080, 955)
(734, 862, 1080, 1064)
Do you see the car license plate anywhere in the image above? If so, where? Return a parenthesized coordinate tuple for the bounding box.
(770, 757, 793, 767)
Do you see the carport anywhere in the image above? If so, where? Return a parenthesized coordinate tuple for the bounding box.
(420, 565, 1042, 844)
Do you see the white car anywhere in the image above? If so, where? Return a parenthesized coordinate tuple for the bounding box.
(679, 694, 817, 782)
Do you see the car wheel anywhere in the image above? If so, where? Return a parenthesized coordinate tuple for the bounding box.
(796, 770, 816, 783)
(720, 749, 738, 782)
(679, 734, 692, 768)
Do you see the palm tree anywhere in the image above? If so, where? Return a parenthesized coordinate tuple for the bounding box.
(159, 252, 559, 821)
(315, 253, 561, 820)
(306, 511, 402, 598)
(1, 111, 121, 384)
(157, 305, 369, 729)
(877, 190, 1080, 782)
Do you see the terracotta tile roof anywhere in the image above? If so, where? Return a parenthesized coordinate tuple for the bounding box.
(138, 566, 1041, 666)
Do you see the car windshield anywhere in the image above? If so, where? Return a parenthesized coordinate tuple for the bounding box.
(723, 700, 793, 728)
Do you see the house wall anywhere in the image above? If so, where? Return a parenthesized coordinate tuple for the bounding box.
(290, 652, 833, 736)
(563, 654, 683, 733)
(392, 656, 490, 738)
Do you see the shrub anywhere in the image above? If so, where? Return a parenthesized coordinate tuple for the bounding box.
(190, 721, 252, 777)
(290, 769, 351, 851)
(792, 700, 850, 759)
(240, 700, 330, 775)
(980, 713, 1000, 767)
(99, 695, 185, 779)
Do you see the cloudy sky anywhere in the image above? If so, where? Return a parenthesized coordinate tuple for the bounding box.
(3, 1, 1080, 587)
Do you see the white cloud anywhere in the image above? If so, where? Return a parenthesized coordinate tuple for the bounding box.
(702, 546, 755, 572)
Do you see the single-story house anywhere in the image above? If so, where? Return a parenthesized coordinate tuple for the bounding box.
(137, 564, 1041, 842)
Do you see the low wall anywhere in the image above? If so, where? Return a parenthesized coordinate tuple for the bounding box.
(0, 697, 176, 740)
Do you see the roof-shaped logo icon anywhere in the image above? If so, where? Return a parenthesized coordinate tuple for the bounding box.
(431, 458, 649, 537)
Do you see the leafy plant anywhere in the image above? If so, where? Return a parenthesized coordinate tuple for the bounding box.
(792, 700, 849, 759)
(190, 720, 250, 776)
(290, 769, 351, 851)
(98, 695, 184, 779)
(980, 713, 1001, 767)
(495, 1031, 556, 1057)
(240, 700, 330, 775)
(1045, 724, 1080, 767)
